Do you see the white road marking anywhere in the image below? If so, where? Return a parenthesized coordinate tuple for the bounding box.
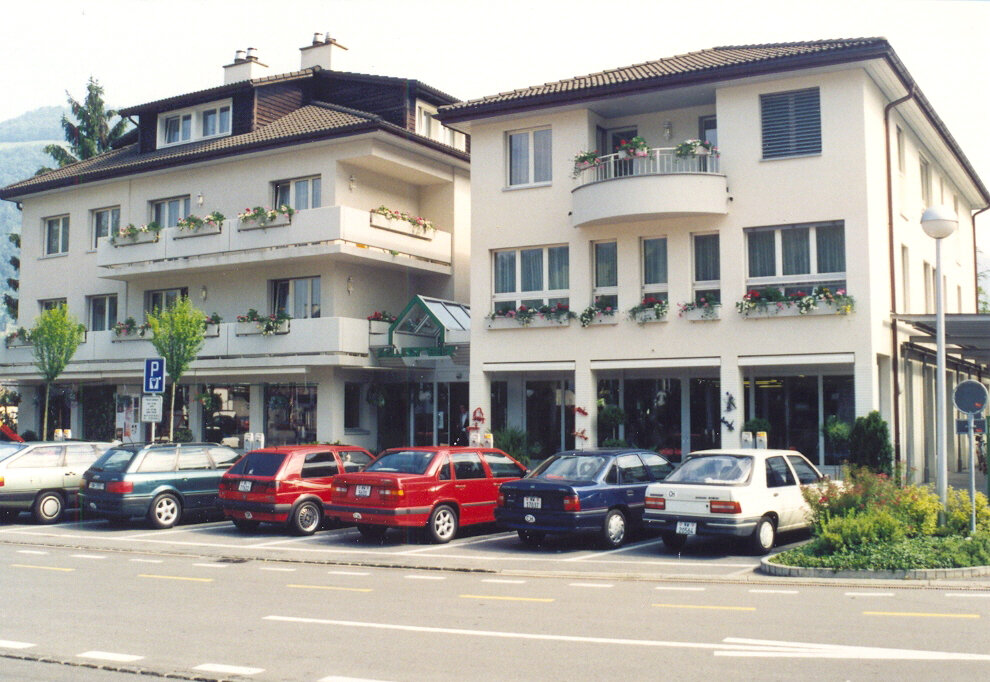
(78, 651, 144, 663)
(845, 592, 895, 597)
(481, 578, 527, 584)
(749, 589, 799, 594)
(655, 586, 705, 591)
(193, 663, 264, 675)
(260, 566, 296, 572)
(562, 538, 657, 561)
(129, 558, 163, 564)
(70, 554, 106, 559)
(0, 640, 36, 649)
(193, 563, 229, 568)
(397, 532, 515, 554)
(945, 593, 990, 598)
(328, 570, 370, 576)
(16, 550, 48, 555)
(261, 616, 990, 661)
(569, 582, 613, 588)
(404, 574, 446, 580)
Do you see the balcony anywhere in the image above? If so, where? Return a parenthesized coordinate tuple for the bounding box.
(571, 148, 728, 227)
(96, 205, 453, 280)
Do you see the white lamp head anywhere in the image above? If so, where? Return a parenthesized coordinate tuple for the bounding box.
(921, 205, 958, 240)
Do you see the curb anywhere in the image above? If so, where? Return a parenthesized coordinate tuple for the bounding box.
(761, 555, 990, 580)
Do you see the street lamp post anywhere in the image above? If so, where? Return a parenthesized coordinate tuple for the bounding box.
(921, 206, 958, 517)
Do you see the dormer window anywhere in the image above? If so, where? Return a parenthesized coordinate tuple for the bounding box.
(416, 100, 466, 151)
(158, 99, 232, 148)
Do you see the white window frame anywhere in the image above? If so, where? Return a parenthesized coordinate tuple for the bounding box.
(492, 245, 569, 311)
(416, 100, 465, 150)
(151, 196, 191, 228)
(145, 287, 187, 314)
(592, 240, 618, 307)
(158, 98, 233, 148)
(919, 156, 932, 210)
(88, 294, 118, 332)
(641, 237, 669, 301)
(91, 206, 120, 250)
(40, 298, 67, 312)
(273, 175, 321, 212)
(273, 276, 321, 319)
(744, 221, 846, 292)
(43, 215, 69, 257)
(760, 87, 821, 160)
(692, 232, 720, 302)
(506, 126, 552, 188)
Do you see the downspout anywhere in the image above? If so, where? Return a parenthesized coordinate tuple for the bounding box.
(886, 87, 915, 465)
(974, 205, 990, 311)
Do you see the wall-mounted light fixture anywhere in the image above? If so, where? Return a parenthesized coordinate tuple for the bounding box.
(200, 285, 208, 301)
(196, 193, 204, 207)
(346, 276, 354, 294)
(348, 174, 356, 191)
(663, 121, 673, 141)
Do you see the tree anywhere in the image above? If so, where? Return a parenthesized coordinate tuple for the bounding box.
(848, 411, 894, 474)
(37, 78, 129, 174)
(146, 297, 206, 441)
(30, 305, 85, 440)
(4, 232, 19, 320)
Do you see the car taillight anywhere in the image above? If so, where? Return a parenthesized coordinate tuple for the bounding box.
(710, 500, 741, 514)
(379, 487, 404, 498)
(562, 495, 580, 512)
(333, 484, 348, 495)
(0, 476, 4, 487)
(106, 481, 133, 494)
(645, 495, 665, 510)
(497, 491, 505, 507)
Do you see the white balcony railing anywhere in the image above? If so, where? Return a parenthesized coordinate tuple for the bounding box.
(574, 147, 720, 187)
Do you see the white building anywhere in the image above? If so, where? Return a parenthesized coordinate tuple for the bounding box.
(0, 36, 472, 450)
(438, 38, 990, 478)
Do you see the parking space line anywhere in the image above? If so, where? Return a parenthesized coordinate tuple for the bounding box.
(78, 651, 144, 663)
(396, 532, 515, 554)
(562, 538, 658, 562)
(0, 640, 36, 649)
(16, 550, 48, 555)
(287, 584, 373, 593)
(193, 563, 229, 568)
(653, 603, 756, 612)
(318, 675, 392, 682)
(459, 594, 554, 603)
(260, 566, 296, 572)
(129, 558, 163, 564)
(70, 554, 106, 559)
(193, 663, 264, 676)
(10, 564, 74, 572)
(845, 592, 895, 597)
(404, 574, 446, 580)
(138, 574, 213, 583)
(749, 589, 799, 594)
(328, 570, 371, 576)
(863, 611, 979, 619)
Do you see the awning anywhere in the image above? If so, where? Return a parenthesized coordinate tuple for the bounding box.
(374, 295, 470, 368)
(894, 314, 990, 366)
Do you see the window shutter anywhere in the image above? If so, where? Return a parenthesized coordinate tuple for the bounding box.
(761, 88, 821, 159)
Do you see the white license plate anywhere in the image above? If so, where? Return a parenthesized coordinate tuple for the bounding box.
(355, 485, 372, 497)
(523, 496, 541, 509)
(676, 521, 696, 535)
(89, 481, 104, 490)
(238, 480, 252, 492)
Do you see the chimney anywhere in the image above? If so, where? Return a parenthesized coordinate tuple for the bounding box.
(223, 47, 269, 84)
(300, 32, 347, 71)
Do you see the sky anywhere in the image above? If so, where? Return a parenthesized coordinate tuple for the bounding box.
(1, 0, 988, 230)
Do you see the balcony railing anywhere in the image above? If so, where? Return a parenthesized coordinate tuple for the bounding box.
(574, 147, 720, 187)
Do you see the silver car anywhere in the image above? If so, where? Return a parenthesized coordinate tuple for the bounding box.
(0, 441, 112, 523)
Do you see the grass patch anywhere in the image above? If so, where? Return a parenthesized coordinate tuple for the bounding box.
(772, 532, 990, 570)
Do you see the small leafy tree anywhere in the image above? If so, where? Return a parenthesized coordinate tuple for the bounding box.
(30, 305, 85, 440)
(848, 411, 894, 474)
(146, 297, 206, 441)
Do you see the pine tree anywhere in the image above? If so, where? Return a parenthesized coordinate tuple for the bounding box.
(36, 78, 129, 174)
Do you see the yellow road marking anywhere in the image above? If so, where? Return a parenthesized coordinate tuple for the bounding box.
(138, 574, 213, 583)
(653, 603, 756, 612)
(287, 584, 373, 593)
(459, 594, 555, 603)
(10, 564, 74, 572)
(864, 611, 979, 619)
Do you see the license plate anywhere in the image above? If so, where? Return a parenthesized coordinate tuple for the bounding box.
(523, 496, 541, 509)
(238, 480, 252, 492)
(355, 485, 371, 497)
(676, 521, 696, 535)
(89, 481, 104, 490)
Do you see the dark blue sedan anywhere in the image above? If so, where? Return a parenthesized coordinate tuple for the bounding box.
(495, 449, 674, 548)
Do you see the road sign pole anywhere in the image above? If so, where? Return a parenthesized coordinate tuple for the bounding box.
(970, 414, 977, 534)
(151, 421, 156, 444)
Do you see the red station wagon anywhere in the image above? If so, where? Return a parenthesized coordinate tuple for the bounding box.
(219, 445, 374, 535)
(325, 446, 527, 543)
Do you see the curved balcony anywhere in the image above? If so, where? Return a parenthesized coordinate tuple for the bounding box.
(571, 148, 729, 227)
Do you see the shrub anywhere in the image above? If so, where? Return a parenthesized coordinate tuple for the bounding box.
(602, 438, 629, 448)
(848, 411, 893, 474)
(742, 417, 770, 436)
(493, 428, 541, 466)
(815, 509, 906, 553)
(20, 429, 38, 441)
(943, 488, 990, 535)
(821, 414, 851, 453)
(773, 532, 990, 570)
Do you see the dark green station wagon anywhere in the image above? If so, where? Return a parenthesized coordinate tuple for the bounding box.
(80, 443, 241, 528)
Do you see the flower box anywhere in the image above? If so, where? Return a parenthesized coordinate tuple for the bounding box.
(238, 216, 290, 231)
(631, 309, 668, 324)
(113, 231, 160, 246)
(5, 337, 31, 348)
(113, 330, 151, 342)
(174, 222, 223, 239)
(369, 320, 391, 334)
(204, 323, 221, 337)
(235, 320, 289, 336)
(488, 316, 572, 330)
(681, 305, 721, 321)
(583, 315, 619, 327)
(369, 212, 434, 241)
(739, 302, 845, 318)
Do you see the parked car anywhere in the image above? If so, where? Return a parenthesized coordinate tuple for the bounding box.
(642, 448, 824, 554)
(325, 446, 526, 543)
(495, 449, 675, 548)
(219, 445, 374, 535)
(0, 441, 113, 524)
(80, 442, 241, 528)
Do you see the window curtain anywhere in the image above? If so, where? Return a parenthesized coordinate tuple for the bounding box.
(816, 223, 845, 273)
(595, 242, 617, 287)
(509, 133, 529, 185)
(548, 246, 569, 290)
(494, 252, 516, 294)
(533, 129, 552, 183)
(694, 234, 720, 282)
(747, 231, 775, 278)
(782, 227, 810, 275)
(520, 249, 543, 292)
(643, 238, 667, 284)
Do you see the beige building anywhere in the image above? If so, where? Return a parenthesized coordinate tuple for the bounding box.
(439, 39, 990, 478)
(0, 36, 472, 450)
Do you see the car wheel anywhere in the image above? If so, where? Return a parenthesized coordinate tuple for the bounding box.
(426, 504, 458, 544)
(289, 501, 322, 536)
(32, 491, 64, 524)
(517, 529, 545, 546)
(660, 531, 688, 551)
(232, 518, 260, 532)
(600, 508, 626, 549)
(147, 493, 181, 529)
(749, 515, 776, 555)
(356, 524, 387, 540)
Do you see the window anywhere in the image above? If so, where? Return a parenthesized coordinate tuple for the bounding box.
(416, 101, 465, 150)
(924, 261, 933, 313)
(159, 99, 232, 147)
(44, 216, 69, 256)
(341, 450, 372, 473)
(642, 237, 668, 302)
(593, 241, 618, 308)
(760, 87, 821, 159)
(641, 452, 674, 480)
(492, 245, 569, 312)
(273, 176, 321, 211)
(164, 114, 192, 144)
(40, 298, 67, 312)
(138, 448, 178, 472)
(9, 446, 61, 468)
(146, 287, 187, 313)
(744, 221, 845, 294)
(901, 245, 910, 311)
(201, 105, 231, 137)
(452, 452, 486, 479)
(693, 233, 720, 303)
(919, 157, 932, 208)
(273, 277, 320, 319)
(895, 126, 905, 173)
(152, 196, 191, 228)
(92, 207, 119, 249)
(507, 127, 552, 186)
(178, 447, 211, 470)
(482, 451, 526, 478)
(699, 116, 718, 149)
(616, 454, 649, 483)
(787, 455, 821, 485)
(765, 456, 796, 488)
(65, 445, 99, 468)
(344, 382, 361, 429)
(209, 447, 240, 469)
(301, 451, 338, 478)
(89, 294, 118, 332)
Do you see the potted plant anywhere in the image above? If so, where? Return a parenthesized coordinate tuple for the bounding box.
(572, 150, 601, 178)
(616, 136, 649, 158)
(112, 316, 151, 339)
(628, 296, 669, 323)
(488, 305, 540, 326)
(578, 299, 617, 327)
(110, 221, 163, 245)
(537, 302, 575, 324)
(367, 310, 397, 334)
(370, 205, 437, 236)
(237, 205, 295, 228)
(236, 308, 291, 336)
(202, 312, 222, 336)
(674, 139, 718, 158)
(176, 211, 225, 234)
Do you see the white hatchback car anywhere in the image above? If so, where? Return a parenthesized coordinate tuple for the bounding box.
(642, 449, 823, 554)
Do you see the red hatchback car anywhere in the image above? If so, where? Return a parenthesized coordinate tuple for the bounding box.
(325, 446, 527, 543)
(219, 445, 374, 535)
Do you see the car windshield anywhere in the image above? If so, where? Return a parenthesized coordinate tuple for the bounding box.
(90, 448, 139, 473)
(666, 455, 754, 485)
(366, 451, 436, 475)
(0, 443, 26, 462)
(530, 455, 606, 482)
(227, 451, 286, 477)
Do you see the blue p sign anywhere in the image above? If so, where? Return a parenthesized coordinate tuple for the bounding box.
(144, 358, 166, 394)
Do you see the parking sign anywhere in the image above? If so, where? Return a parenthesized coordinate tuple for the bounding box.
(144, 357, 166, 394)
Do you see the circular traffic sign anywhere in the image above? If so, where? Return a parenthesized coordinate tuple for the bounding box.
(953, 379, 989, 415)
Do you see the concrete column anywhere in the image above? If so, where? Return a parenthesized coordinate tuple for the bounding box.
(249, 384, 265, 436)
(680, 373, 691, 458)
(468, 369, 491, 435)
(187, 389, 202, 440)
(854, 352, 877, 417)
(574, 361, 594, 449)
(720, 357, 743, 448)
(69, 390, 83, 440)
(315, 367, 339, 444)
